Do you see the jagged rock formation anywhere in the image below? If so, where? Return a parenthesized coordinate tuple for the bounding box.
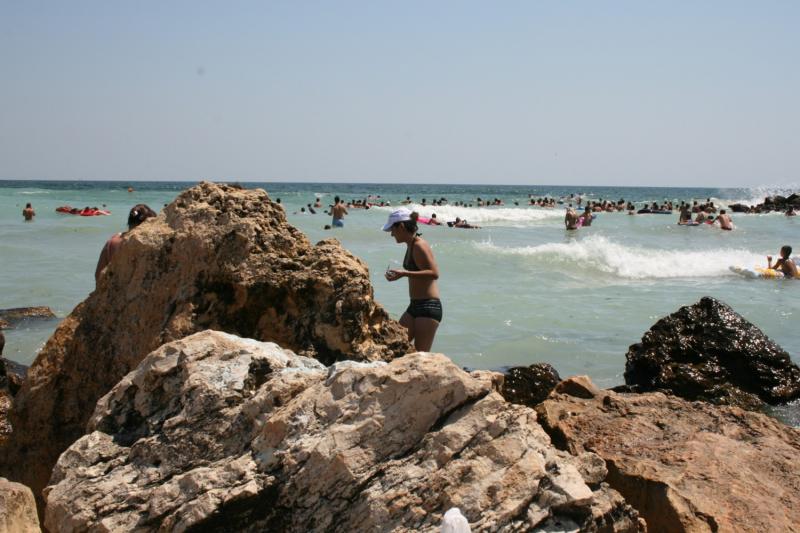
(0, 478, 40, 533)
(729, 193, 800, 213)
(625, 296, 800, 409)
(500, 363, 561, 407)
(44, 331, 641, 532)
(538, 376, 800, 533)
(2, 182, 410, 503)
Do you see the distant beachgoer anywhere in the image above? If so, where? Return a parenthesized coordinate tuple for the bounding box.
(429, 213, 442, 225)
(767, 246, 797, 278)
(95, 204, 157, 284)
(678, 206, 692, 224)
(383, 208, 441, 351)
(786, 206, 796, 217)
(22, 203, 35, 221)
(715, 209, 733, 230)
(331, 196, 348, 227)
(314, 198, 322, 208)
(127, 187, 134, 193)
(580, 206, 593, 227)
(306, 203, 316, 214)
(564, 208, 579, 230)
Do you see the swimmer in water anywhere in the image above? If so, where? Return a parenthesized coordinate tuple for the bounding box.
(564, 208, 579, 230)
(767, 245, 798, 278)
(22, 203, 35, 221)
(715, 209, 733, 230)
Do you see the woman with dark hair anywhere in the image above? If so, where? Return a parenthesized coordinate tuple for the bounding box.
(95, 204, 157, 283)
(383, 208, 442, 351)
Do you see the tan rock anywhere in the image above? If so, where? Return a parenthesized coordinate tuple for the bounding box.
(538, 378, 800, 532)
(0, 478, 40, 533)
(1, 182, 410, 504)
(45, 331, 641, 532)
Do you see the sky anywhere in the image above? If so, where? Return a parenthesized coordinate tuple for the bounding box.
(1, 1, 798, 187)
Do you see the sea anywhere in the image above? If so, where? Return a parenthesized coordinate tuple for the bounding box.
(2, 180, 799, 423)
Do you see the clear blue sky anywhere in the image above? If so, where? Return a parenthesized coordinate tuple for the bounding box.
(1, 1, 798, 186)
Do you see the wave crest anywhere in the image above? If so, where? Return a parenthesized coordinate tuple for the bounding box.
(476, 235, 765, 279)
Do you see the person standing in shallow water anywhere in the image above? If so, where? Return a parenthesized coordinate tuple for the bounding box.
(383, 208, 442, 351)
(22, 203, 35, 221)
(331, 196, 348, 227)
(95, 204, 157, 284)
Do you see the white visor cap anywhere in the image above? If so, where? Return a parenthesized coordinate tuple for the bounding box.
(382, 208, 413, 231)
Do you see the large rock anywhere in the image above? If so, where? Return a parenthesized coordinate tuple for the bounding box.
(0, 477, 40, 533)
(538, 376, 800, 533)
(0, 339, 26, 446)
(44, 331, 641, 532)
(625, 296, 800, 408)
(2, 182, 410, 504)
(0, 307, 56, 327)
(500, 363, 561, 407)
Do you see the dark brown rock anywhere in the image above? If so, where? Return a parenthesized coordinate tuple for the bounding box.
(0, 182, 411, 506)
(0, 307, 56, 326)
(538, 377, 800, 533)
(500, 362, 561, 407)
(625, 296, 800, 408)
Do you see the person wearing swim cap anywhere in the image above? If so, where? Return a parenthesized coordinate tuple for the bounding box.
(383, 208, 442, 351)
(95, 204, 157, 284)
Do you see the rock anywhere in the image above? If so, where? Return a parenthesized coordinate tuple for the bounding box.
(0, 477, 41, 533)
(625, 296, 800, 408)
(0, 307, 56, 327)
(44, 331, 641, 532)
(0, 389, 10, 448)
(500, 363, 561, 407)
(538, 377, 800, 533)
(734, 193, 800, 213)
(0, 330, 4, 354)
(2, 182, 411, 506)
(727, 203, 751, 213)
(0, 354, 25, 447)
(554, 375, 601, 399)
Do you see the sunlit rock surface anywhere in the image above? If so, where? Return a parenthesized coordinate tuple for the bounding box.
(538, 376, 800, 532)
(44, 331, 640, 532)
(1, 182, 410, 504)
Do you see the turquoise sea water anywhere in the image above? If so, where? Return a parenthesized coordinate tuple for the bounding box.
(2, 180, 799, 421)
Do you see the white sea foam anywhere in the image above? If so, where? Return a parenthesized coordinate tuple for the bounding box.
(476, 235, 766, 279)
(714, 183, 800, 208)
(371, 203, 563, 226)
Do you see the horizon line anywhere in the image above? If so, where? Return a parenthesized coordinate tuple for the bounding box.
(0, 177, 774, 191)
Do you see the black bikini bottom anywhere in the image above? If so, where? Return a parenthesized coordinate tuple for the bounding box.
(405, 298, 443, 322)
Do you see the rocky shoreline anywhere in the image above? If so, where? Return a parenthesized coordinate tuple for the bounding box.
(728, 193, 800, 214)
(1, 182, 799, 532)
